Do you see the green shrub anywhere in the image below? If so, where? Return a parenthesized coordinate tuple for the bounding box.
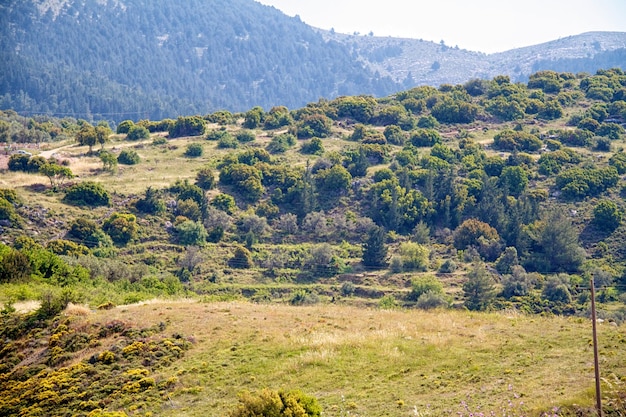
(184, 143, 204, 157)
(228, 388, 321, 417)
(409, 275, 443, 301)
(175, 220, 207, 246)
(117, 149, 140, 165)
(103, 213, 138, 245)
(63, 182, 111, 207)
(126, 125, 150, 141)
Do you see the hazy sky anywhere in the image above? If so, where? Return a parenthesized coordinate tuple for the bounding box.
(255, 0, 626, 53)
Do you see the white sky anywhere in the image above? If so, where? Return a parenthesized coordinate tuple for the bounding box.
(255, 0, 626, 53)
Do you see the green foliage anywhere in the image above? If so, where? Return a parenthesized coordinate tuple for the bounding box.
(134, 187, 165, 215)
(541, 274, 572, 304)
(169, 179, 205, 207)
(0, 197, 20, 226)
(229, 246, 253, 269)
(453, 219, 500, 250)
(8, 154, 30, 172)
(609, 151, 626, 174)
(168, 116, 206, 138)
(0, 248, 31, 283)
(555, 166, 618, 200)
(383, 125, 406, 145)
(68, 218, 112, 249)
(116, 120, 134, 134)
(175, 220, 207, 246)
(300, 137, 324, 155)
(211, 193, 237, 214)
(361, 226, 387, 268)
(236, 130, 256, 143)
(523, 210, 585, 273)
(266, 133, 296, 154)
(117, 149, 140, 165)
(409, 128, 441, 147)
(295, 114, 333, 139)
(243, 106, 264, 129)
(463, 264, 496, 311)
(46, 239, 90, 256)
(492, 129, 542, 152)
(64, 182, 111, 207)
(593, 199, 622, 232)
(399, 241, 429, 271)
(409, 275, 443, 301)
(195, 167, 216, 190)
(103, 213, 138, 245)
(313, 164, 351, 198)
(499, 166, 528, 197)
(99, 150, 118, 171)
(228, 389, 321, 417)
(263, 106, 293, 129)
(184, 142, 204, 157)
(39, 162, 74, 189)
(126, 125, 150, 141)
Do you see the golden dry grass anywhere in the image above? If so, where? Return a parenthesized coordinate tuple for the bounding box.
(84, 300, 626, 416)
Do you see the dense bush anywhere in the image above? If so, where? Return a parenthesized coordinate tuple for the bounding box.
(117, 149, 140, 165)
(63, 182, 111, 207)
(228, 389, 321, 417)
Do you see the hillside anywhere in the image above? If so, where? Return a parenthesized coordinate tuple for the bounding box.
(0, 0, 397, 121)
(1, 0, 625, 123)
(2, 67, 626, 414)
(323, 30, 626, 86)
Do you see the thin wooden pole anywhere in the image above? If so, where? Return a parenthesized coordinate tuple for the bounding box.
(590, 275, 602, 417)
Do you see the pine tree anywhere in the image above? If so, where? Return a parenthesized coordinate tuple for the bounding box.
(362, 226, 388, 268)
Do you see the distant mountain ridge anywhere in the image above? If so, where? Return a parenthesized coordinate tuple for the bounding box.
(0, 0, 625, 123)
(322, 30, 626, 86)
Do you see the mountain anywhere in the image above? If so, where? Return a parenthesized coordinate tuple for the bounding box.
(322, 30, 626, 86)
(0, 0, 398, 121)
(0, 0, 625, 123)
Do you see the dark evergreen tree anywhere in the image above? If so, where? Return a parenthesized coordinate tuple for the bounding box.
(362, 226, 388, 268)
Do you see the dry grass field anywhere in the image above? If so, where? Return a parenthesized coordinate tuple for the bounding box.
(82, 300, 626, 416)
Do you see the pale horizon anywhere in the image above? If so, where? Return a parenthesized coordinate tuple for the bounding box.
(255, 0, 626, 54)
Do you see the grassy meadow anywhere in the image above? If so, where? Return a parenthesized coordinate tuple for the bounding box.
(77, 300, 625, 416)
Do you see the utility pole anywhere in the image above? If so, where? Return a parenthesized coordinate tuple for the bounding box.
(590, 274, 602, 417)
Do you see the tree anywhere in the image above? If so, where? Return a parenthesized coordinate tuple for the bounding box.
(541, 274, 572, 304)
(362, 226, 387, 268)
(211, 193, 236, 214)
(117, 149, 140, 165)
(453, 218, 500, 250)
(168, 116, 206, 138)
(126, 125, 150, 141)
(499, 166, 528, 197)
(103, 213, 138, 245)
(593, 199, 621, 232)
(117, 120, 134, 134)
(175, 220, 207, 246)
(95, 125, 112, 149)
(135, 186, 165, 215)
(184, 143, 204, 157)
(76, 125, 97, 153)
(67, 218, 112, 249)
(524, 210, 585, 273)
(195, 167, 216, 190)
(64, 182, 111, 206)
(99, 151, 118, 172)
(463, 264, 496, 311)
(39, 163, 74, 189)
(399, 241, 429, 271)
(409, 275, 443, 301)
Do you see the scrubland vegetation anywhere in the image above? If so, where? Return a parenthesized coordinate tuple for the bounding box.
(2, 68, 626, 415)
